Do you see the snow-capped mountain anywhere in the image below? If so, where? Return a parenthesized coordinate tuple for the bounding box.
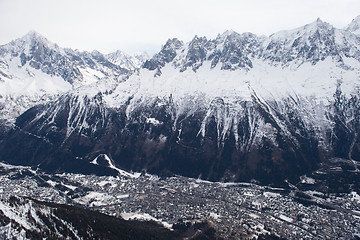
(143, 31, 261, 73)
(263, 18, 360, 65)
(346, 15, 360, 36)
(143, 18, 360, 72)
(0, 17, 360, 184)
(0, 31, 144, 122)
(106, 50, 150, 71)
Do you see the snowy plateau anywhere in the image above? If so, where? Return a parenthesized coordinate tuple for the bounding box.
(0, 15, 359, 239)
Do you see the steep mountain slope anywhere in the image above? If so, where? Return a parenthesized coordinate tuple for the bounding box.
(0, 18, 360, 184)
(0, 196, 221, 240)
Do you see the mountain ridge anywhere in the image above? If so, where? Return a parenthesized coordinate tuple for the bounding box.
(0, 31, 149, 122)
(0, 16, 359, 184)
(346, 15, 360, 35)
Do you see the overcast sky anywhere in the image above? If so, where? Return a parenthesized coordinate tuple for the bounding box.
(0, 0, 359, 54)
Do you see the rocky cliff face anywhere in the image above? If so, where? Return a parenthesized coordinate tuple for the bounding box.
(0, 17, 359, 184)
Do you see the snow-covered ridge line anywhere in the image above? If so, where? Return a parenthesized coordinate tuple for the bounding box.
(144, 16, 360, 74)
(0, 31, 148, 122)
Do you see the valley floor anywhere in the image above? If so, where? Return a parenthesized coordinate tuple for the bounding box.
(0, 162, 359, 239)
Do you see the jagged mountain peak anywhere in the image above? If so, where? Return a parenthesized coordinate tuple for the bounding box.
(145, 30, 262, 73)
(218, 30, 259, 42)
(106, 50, 130, 64)
(21, 30, 61, 51)
(0, 31, 134, 122)
(105, 50, 148, 70)
(144, 17, 360, 74)
(305, 18, 334, 32)
(143, 38, 184, 71)
(90, 49, 103, 56)
(190, 35, 207, 42)
(0, 30, 62, 57)
(163, 38, 184, 51)
(110, 49, 127, 56)
(215, 30, 242, 42)
(188, 35, 208, 49)
(261, 19, 352, 65)
(269, 18, 334, 41)
(346, 15, 360, 35)
(221, 29, 237, 36)
(23, 30, 47, 41)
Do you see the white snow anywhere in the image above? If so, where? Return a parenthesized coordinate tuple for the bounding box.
(300, 175, 316, 184)
(46, 180, 57, 187)
(90, 157, 98, 165)
(61, 183, 77, 191)
(77, 67, 105, 87)
(0, 57, 72, 120)
(146, 117, 162, 126)
(105, 50, 148, 70)
(120, 212, 172, 229)
(91, 154, 141, 178)
(351, 191, 360, 203)
(75, 191, 114, 207)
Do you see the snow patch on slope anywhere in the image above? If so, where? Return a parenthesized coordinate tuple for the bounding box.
(91, 154, 141, 178)
(346, 15, 360, 36)
(121, 212, 172, 229)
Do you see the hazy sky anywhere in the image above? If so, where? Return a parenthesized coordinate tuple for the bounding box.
(0, 0, 359, 54)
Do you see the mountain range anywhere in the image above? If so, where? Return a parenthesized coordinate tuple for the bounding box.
(0, 16, 360, 184)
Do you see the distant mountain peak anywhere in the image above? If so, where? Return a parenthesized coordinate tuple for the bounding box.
(24, 30, 46, 40)
(163, 38, 184, 51)
(346, 15, 360, 35)
(20, 30, 54, 46)
(91, 49, 103, 56)
(222, 29, 236, 36)
(269, 18, 334, 40)
(316, 17, 323, 24)
(306, 18, 333, 30)
(215, 30, 241, 42)
(5, 30, 62, 56)
(105, 50, 148, 70)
